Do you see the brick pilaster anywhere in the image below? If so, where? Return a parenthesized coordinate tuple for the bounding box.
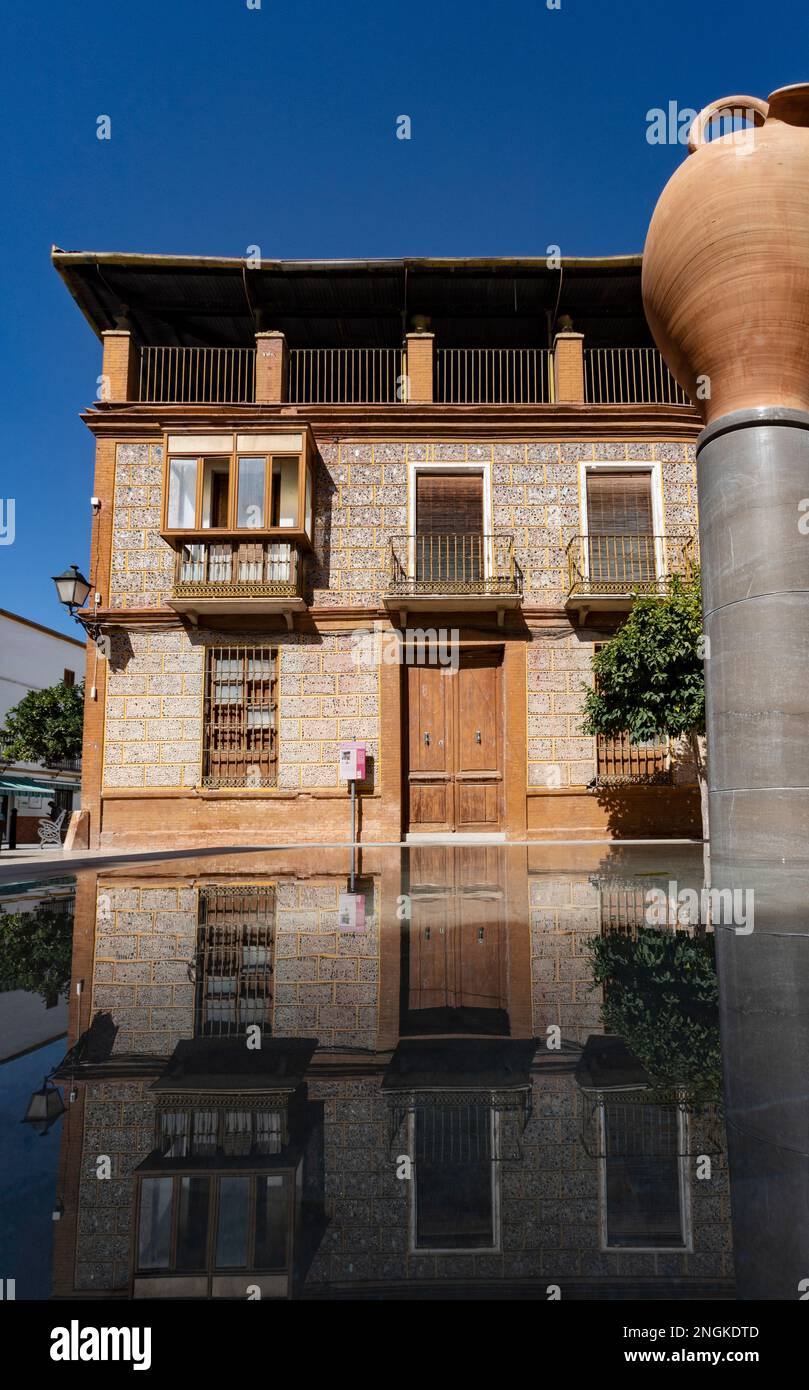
(553, 331, 585, 403)
(100, 330, 140, 402)
(404, 332, 434, 403)
(255, 331, 289, 402)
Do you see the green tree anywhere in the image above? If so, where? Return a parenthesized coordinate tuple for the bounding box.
(0, 679, 84, 766)
(0, 905, 74, 1004)
(587, 927, 722, 1107)
(580, 572, 708, 845)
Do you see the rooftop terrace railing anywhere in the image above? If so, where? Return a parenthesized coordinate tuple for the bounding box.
(435, 348, 554, 404)
(138, 346, 256, 403)
(584, 347, 690, 406)
(133, 342, 692, 406)
(288, 348, 404, 403)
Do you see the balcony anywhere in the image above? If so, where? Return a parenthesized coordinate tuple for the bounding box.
(385, 533, 523, 623)
(565, 532, 697, 619)
(166, 540, 306, 626)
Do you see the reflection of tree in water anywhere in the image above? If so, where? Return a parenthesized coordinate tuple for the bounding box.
(587, 926, 722, 1107)
(0, 904, 74, 1006)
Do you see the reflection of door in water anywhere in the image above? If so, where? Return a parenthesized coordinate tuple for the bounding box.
(407, 648, 502, 833)
(404, 845, 508, 1035)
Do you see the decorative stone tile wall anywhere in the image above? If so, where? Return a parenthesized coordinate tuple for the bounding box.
(107, 439, 698, 613)
(92, 882, 197, 1054)
(273, 878, 379, 1048)
(109, 443, 174, 609)
(527, 628, 599, 788)
(103, 629, 380, 792)
(303, 1072, 731, 1287)
(71, 1068, 731, 1294)
(311, 441, 406, 607)
(73, 1079, 154, 1292)
(91, 877, 380, 1055)
(530, 874, 603, 1043)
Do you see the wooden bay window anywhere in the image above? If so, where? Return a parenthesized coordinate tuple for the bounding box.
(162, 432, 315, 547)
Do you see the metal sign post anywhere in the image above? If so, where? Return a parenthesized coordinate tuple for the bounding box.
(338, 739, 366, 900)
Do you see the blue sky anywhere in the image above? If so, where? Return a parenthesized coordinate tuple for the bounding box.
(1, 0, 805, 634)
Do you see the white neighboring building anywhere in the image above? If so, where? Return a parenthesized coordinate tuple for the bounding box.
(0, 610, 85, 845)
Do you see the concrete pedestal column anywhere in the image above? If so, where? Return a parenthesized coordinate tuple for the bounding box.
(697, 406, 809, 1298)
(698, 406, 809, 865)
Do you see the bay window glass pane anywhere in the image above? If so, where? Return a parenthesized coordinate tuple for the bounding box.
(177, 1177, 210, 1271)
(271, 457, 299, 528)
(304, 465, 313, 538)
(254, 1175, 288, 1269)
(237, 457, 266, 527)
(168, 459, 197, 528)
(201, 458, 230, 528)
(137, 1177, 173, 1270)
(215, 1175, 250, 1268)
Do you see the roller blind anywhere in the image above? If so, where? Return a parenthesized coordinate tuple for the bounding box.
(586, 472, 653, 534)
(416, 473, 483, 535)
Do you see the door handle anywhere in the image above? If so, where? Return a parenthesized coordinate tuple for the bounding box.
(424, 732, 430, 746)
(475, 730, 482, 743)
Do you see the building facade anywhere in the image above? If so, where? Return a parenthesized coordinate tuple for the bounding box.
(0, 609, 84, 844)
(52, 844, 732, 1299)
(54, 252, 702, 849)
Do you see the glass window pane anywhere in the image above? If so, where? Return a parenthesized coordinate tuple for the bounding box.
(304, 465, 313, 538)
(201, 458, 230, 528)
(177, 1176, 210, 1271)
(604, 1103, 684, 1247)
(215, 1175, 250, 1268)
(415, 1105, 494, 1249)
(254, 1175, 288, 1269)
(270, 457, 299, 528)
(237, 457, 266, 527)
(168, 459, 197, 528)
(137, 1177, 173, 1270)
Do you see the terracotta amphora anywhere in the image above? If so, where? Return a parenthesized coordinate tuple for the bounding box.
(642, 84, 809, 424)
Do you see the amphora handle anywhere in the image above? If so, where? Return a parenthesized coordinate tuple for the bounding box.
(687, 95, 769, 154)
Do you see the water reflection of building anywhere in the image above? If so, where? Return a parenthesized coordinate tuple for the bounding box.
(53, 845, 734, 1298)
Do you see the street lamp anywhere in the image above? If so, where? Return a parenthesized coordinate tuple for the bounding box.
(52, 564, 92, 615)
(21, 1076, 66, 1136)
(52, 565, 103, 643)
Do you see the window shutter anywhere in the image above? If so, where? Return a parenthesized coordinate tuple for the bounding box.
(586, 472, 653, 534)
(416, 473, 483, 535)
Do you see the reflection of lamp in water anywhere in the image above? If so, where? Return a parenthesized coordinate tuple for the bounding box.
(21, 1076, 66, 1136)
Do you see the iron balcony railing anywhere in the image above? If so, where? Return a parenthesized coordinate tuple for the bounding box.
(133, 342, 691, 405)
(388, 533, 522, 597)
(584, 347, 690, 405)
(288, 347, 404, 403)
(173, 540, 304, 599)
(435, 348, 554, 404)
(566, 532, 697, 598)
(138, 346, 256, 403)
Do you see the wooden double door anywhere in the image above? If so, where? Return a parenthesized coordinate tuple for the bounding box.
(407, 647, 503, 834)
